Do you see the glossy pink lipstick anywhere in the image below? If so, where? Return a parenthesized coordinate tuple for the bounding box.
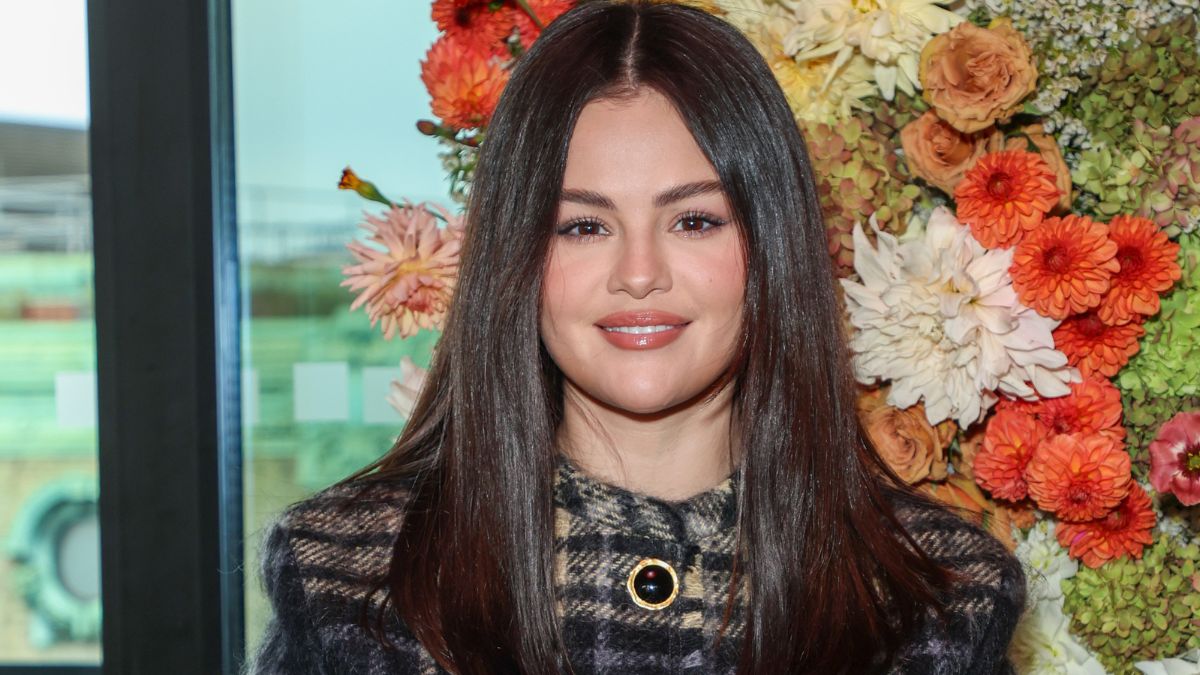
(595, 310, 690, 350)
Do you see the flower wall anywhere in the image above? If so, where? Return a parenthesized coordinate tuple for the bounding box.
(335, 1, 1200, 672)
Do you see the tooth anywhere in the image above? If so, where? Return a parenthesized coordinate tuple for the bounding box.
(605, 325, 677, 334)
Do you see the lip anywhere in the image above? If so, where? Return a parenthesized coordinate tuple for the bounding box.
(595, 310, 690, 350)
(595, 310, 689, 328)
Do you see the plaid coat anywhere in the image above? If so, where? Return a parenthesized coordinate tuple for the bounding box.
(246, 457, 1026, 674)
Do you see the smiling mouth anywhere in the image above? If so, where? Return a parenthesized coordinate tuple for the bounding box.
(601, 324, 688, 334)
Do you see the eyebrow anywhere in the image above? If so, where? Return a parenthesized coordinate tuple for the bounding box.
(559, 180, 725, 210)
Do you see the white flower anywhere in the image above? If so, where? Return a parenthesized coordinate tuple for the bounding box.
(1009, 522, 1106, 675)
(1135, 649, 1200, 675)
(779, 0, 962, 99)
(1014, 520, 1078, 604)
(840, 207, 1078, 428)
(386, 356, 428, 420)
(717, 0, 877, 122)
(1008, 598, 1108, 675)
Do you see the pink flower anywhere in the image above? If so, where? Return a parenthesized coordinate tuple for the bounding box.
(386, 356, 429, 419)
(1148, 410, 1200, 506)
(341, 202, 463, 339)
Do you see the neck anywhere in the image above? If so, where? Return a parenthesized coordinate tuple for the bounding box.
(556, 378, 739, 502)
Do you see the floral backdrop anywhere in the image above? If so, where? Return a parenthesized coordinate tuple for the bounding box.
(335, 0, 1200, 672)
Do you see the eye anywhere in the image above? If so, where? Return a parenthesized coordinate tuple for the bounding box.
(672, 210, 728, 237)
(555, 217, 610, 241)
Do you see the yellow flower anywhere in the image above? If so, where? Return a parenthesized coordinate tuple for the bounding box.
(781, 0, 961, 100)
(718, 0, 875, 122)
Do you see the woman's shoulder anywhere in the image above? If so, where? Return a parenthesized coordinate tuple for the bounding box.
(257, 474, 417, 611)
(247, 475, 434, 674)
(887, 495, 1028, 675)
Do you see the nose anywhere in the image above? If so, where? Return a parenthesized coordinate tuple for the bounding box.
(607, 224, 671, 298)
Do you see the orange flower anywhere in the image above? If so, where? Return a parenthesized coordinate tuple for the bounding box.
(1095, 215, 1182, 326)
(1010, 214, 1119, 319)
(337, 167, 390, 206)
(1052, 310, 1145, 378)
(954, 150, 1060, 249)
(432, 0, 520, 57)
(1032, 375, 1126, 445)
(421, 34, 509, 130)
(1026, 433, 1131, 522)
(513, 0, 576, 49)
(1056, 483, 1156, 568)
(973, 408, 1040, 501)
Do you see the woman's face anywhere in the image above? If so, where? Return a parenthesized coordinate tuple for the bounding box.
(540, 88, 746, 415)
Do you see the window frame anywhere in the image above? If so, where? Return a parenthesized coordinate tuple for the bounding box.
(78, 0, 243, 672)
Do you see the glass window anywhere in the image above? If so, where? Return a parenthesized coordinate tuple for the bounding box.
(0, 0, 102, 666)
(231, 1, 446, 654)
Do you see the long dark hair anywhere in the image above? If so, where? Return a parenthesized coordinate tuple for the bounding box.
(338, 1, 957, 672)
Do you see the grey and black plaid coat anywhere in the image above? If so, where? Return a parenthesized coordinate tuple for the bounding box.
(247, 457, 1026, 674)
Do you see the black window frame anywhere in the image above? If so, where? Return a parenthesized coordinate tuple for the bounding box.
(6, 0, 249, 673)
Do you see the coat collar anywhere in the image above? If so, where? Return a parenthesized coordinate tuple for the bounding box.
(552, 453, 740, 543)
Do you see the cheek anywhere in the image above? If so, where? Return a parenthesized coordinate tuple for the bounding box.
(693, 242, 746, 321)
(540, 246, 595, 340)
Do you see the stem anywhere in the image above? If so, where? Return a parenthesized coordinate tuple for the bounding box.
(513, 0, 543, 30)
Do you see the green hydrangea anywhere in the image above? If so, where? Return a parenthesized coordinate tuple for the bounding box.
(1071, 123, 1167, 218)
(1140, 117, 1200, 238)
(962, 0, 1198, 124)
(1061, 535, 1200, 674)
(1118, 232, 1200, 478)
(802, 115, 920, 277)
(1066, 17, 1200, 152)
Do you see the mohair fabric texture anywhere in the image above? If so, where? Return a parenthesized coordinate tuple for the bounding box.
(246, 456, 1026, 674)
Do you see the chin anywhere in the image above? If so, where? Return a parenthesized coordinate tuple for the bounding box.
(596, 381, 695, 416)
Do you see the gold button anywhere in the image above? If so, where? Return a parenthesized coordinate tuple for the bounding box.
(626, 558, 679, 610)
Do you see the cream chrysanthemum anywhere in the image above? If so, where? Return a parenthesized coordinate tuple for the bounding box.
(1008, 521, 1108, 675)
(780, 0, 962, 100)
(717, 0, 876, 122)
(840, 207, 1078, 428)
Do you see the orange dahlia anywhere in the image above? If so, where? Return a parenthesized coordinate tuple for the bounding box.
(1095, 215, 1182, 326)
(1032, 375, 1126, 445)
(1010, 214, 1119, 319)
(1052, 310, 1145, 378)
(954, 150, 1061, 249)
(1056, 483, 1156, 568)
(973, 408, 1040, 501)
(1025, 433, 1131, 521)
(432, 0, 520, 57)
(513, 0, 576, 49)
(421, 34, 509, 130)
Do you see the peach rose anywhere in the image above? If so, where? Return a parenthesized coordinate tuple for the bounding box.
(919, 475, 1018, 551)
(1004, 123, 1073, 211)
(863, 402, 948, 484)
(919, 18, 1037, 133)
(954, 418, 988, 480)
(901, 111, 1003, 194)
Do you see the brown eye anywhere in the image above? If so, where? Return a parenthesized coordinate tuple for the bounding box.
(556, 218, 610, 239)
(578, 221, 602, 236)
(672, 211, 727, 236)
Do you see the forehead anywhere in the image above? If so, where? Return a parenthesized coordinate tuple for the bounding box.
(561, 89, 719, 201)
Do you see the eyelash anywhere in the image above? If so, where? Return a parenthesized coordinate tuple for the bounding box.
(555, 210, 729, 242)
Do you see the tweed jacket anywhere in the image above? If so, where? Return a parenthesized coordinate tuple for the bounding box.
(246, 457, 1026, 674)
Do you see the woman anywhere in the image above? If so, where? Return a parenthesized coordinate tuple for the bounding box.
(248, 1, 1027, 673)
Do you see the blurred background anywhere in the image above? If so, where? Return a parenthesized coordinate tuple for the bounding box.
(0, 0, 447, 667)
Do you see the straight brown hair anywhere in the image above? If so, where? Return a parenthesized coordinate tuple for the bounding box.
(338, 1, 957, 672)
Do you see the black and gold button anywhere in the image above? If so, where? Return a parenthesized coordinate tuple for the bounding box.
(626, 558, 679, 610)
